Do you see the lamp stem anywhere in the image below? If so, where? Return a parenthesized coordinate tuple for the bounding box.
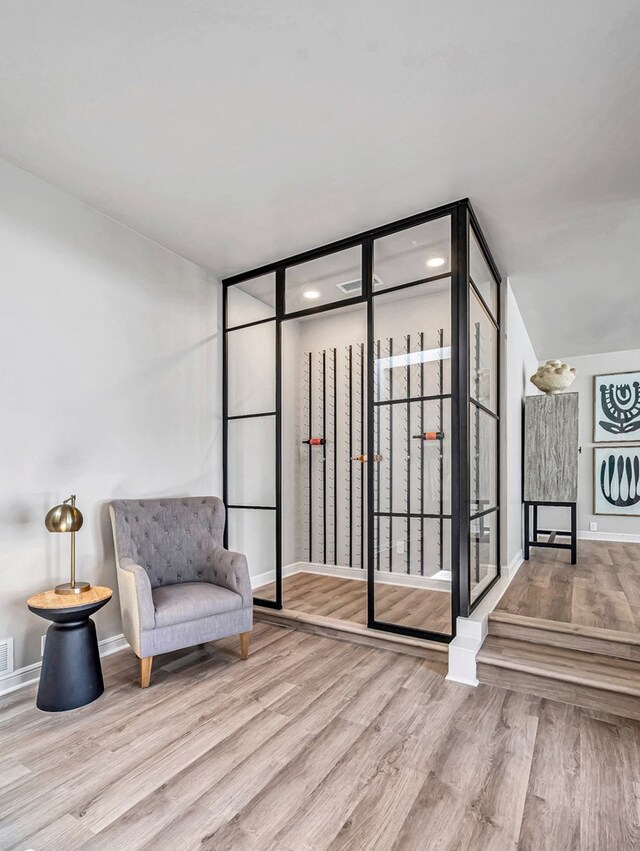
(52, 493, 90, 595)
(70, 530, 76, 587)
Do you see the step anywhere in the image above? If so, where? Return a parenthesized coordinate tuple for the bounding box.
(253, 605, 448, 667)
(488, 610, 640, 661)
(477, 635, 640, 720)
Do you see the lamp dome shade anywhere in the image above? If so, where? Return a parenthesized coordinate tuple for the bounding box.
(45, 503, 83, 533)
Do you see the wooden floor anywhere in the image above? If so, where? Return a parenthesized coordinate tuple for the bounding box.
(496, 540, 640, 634)
(2, 621, 640, 850)
(254, 571, 452, 634)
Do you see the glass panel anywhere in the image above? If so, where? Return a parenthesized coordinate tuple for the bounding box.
(373, 516, 452, 634)
(470, 405, 498, 514)
(285, 247, 362, 313)
(375, 399, 451, 518)
(372, 278, 451, 635)
(374, 280, 451, 401)
(470, 229, 498, 319)
(469, 289, 498, 412)
(470, 509, 498, 602)
(227, 273, 275, 328)
(281, 306, 368, 607)
(228, 508, 277, 602)
(228, 416, 276, 506)
(227, 321, 275, 416)
(374, 216, 450, 291)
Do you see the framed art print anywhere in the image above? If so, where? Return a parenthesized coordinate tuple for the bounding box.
(593, 371, 640, 442)
(594, 446, 640, 516)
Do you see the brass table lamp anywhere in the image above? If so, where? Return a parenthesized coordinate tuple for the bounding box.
(45, 494, 91, 595)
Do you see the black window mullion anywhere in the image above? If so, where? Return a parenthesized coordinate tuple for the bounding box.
(375, 393, 451, 407)
(222, 281, 229, 549)
(227, 505, 277, 511)
(274, 266, 285, 609)
(225, 316, 276, 334)
(470, 506, 499, 521)
(371, 271, 451, 298)
(452, 203, 470, 621)
(227, 411, 276, 421)
(469, 277, 499, 330)
(469, 397, 499, 419)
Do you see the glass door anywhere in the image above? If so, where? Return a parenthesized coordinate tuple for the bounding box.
(369, 215, 454, 639)
(280, 247, 368, 620)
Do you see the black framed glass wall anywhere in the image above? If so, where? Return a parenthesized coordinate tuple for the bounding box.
(222, 199, 502, 638)
(223, 271, 280, 606)
(468, 219, 500, 605)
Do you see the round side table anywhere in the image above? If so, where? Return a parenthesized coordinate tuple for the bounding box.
(27, 586, 112, 712)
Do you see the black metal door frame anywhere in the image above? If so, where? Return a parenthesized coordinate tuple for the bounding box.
(222, 198, 502, 638)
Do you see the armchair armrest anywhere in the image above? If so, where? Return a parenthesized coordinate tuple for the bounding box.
(208, 546, 252, 607)
(116, 558, 156, 654)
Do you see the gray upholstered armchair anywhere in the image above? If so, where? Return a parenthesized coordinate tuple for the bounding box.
(109, 497, 252, 688)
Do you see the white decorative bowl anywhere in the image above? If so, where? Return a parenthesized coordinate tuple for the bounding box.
(530, 360, 576, 395)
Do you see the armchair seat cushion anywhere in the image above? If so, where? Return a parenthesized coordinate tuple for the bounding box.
(152, 582, 243, 629)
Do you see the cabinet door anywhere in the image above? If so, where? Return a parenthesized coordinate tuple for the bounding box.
(524, 393, 579, 502)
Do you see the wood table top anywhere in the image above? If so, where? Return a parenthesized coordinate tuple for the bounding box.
(27, 586, 113, 610)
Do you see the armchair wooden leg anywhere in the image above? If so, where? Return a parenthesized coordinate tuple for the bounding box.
(139, 656, 153, 688)
(239, 632, 250, 661)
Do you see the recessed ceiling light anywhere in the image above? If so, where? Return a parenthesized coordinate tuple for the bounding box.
(303, 290, 320, 299)
(426, 257, 446, 268)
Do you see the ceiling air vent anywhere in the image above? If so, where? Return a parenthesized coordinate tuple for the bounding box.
(336, 274, 385, 295)
(0, 638, 14, 676)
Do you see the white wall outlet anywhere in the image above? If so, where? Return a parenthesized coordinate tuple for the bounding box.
(589, 521, 598, 532)
(396, 540, 405, 555)
(41, 634, 47, 657)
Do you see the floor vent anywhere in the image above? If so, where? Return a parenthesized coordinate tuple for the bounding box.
(0, 638, 14, 676)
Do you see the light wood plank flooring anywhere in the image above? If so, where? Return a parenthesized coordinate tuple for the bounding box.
(2, 621, 640, 850)
(497, 539, 640, 634)
(254, 571, 452, 634)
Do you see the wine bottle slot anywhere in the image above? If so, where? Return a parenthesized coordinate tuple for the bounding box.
(412, 431, 444, 441)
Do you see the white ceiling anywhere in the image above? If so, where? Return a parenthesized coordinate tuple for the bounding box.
(1, 1, 639, 357)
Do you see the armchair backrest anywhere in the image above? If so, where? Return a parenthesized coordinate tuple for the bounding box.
(110, 497, 225, 589)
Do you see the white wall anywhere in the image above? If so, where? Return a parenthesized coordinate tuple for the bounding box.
(537, 348, 640, 539)
(504, 281, 539, 567)
(0, 160, 221, 671)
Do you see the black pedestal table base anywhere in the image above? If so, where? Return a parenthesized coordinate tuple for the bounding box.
(28, 596, 111, 712)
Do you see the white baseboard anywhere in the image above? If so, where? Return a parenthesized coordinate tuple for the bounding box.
(250, 568, 276, 589)
(505, 549, 525, 574)
(0, 633, 129, 697)
(446, 550, 524, 687)
(253, 561, 452, 592)
(446, 637, 481, 686)
(250, 563, 301, 589)
(98, 633, 129, 657)
(578, 530, 640, 543)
